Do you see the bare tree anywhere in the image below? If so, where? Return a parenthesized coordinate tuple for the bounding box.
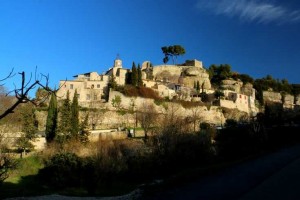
(0, 68, 56, 182)
(0, 68, 54, 120)
(189, 106, 202, 132)
(137, 101, 158, 138)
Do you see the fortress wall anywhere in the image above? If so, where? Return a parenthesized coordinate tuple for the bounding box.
(153, 65, 183, 77)
(219, 99, 237, 110)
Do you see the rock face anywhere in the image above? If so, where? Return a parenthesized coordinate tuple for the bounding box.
(241, 83, 254, 96)
(222, 107, 249, 122)
(283, 94, 294, 109)
(153, 64, 211, 89)
(263, 91, 282, 103)
(221, 79, 243, 93)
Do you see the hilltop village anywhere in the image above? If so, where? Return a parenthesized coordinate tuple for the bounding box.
(54, 58, 254, 129)
(54, 57, 299, 134)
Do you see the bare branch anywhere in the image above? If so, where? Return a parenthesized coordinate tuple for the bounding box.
(0, 68, 15, 83)
(0, 68, 16, 86)
(0, 69, 54, 120)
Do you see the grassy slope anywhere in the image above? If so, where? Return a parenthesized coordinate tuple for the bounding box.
(0, 154, 50, 199)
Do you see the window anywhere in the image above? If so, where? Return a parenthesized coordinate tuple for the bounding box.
(97, 84, 100, 88)
(86, 94, 90, 100)
(91, 84, 94, 89)
(70, 84, 73, 89)
(94, 94, 97, 100)
(239, 95, 242, 98)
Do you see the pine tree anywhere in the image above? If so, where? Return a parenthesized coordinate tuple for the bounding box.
(137, 64, 143, 87)
(131, 62, 138, 87)
(58, 90, 71, 139)
(45, 93, 58, 143)
(70, 89, 79, 138)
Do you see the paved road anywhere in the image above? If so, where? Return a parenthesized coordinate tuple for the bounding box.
(145, 145, 300, 200)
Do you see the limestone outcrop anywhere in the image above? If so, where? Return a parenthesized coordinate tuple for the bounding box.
(263, 91, 282, 103)
(283, 94, 294, 109)
(221, 79, 243, 93)
(241, 83, 254, 96)
(153, 61, 211, 90)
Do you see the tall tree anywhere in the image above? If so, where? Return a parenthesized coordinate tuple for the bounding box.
(131, 62, 138, 86)
(16, 105, 38, 157)
(137, 64, 143, 87)
(21, 105, 38, 140)
(58, 90, 71, 138)
(161, 45, 186, 64)
(137, 102, 157, 139)
(45, 93, 58, 143)
(70, 90, 79, 138)
(79, 113, 89, 143)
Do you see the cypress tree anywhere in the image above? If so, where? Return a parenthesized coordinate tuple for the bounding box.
(125, 71, 132, 85)
(70, 89, 79, 138)
(45, 93, 58, 143)
(131, 62, 138, 87)
(58, 90, 71, 139)
(137, 64, 143, 87)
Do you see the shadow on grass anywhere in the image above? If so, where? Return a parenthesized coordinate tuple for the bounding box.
(1, 173, 138, 199)
(0, 174, 54, 199)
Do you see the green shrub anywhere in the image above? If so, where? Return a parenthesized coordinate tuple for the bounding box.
(39, 152, 82, 188)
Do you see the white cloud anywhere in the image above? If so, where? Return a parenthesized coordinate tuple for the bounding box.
(196, 0, 300, 24)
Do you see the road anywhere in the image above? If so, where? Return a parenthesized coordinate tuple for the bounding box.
(144, 145, 300, 200)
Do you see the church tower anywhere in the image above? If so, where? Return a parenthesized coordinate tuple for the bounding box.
(114, 55, 122, 68)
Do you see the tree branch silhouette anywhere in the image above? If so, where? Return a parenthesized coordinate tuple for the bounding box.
(0, 69, 55, 120)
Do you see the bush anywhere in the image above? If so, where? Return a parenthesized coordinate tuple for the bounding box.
(39, 152, 82, 188)
(0, 153, 18, 183)
(121, 85, 162, 100)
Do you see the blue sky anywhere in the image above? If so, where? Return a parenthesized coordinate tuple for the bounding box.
(1, 0, 300, 97)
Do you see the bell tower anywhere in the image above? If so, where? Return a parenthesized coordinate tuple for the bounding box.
(114, 54, 122, 68)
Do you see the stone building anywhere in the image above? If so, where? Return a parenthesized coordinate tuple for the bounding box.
(57, 58, 127, 107)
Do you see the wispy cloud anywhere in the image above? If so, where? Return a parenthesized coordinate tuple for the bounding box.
(196, 0, 300, 24)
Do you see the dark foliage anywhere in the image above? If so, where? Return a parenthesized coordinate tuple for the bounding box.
(39, 153, 82, 188)
(118, 85, 162, 100)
